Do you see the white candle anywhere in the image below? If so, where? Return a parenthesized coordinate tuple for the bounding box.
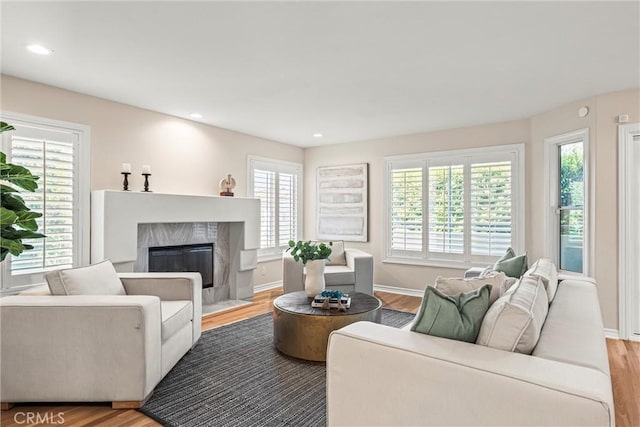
(121, 163, 131, 173)
(142, 165, 151, 174)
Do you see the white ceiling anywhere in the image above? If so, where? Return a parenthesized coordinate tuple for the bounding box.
(2, 1, 639, 147)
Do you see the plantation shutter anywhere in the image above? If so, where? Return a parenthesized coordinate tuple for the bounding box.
(470, 160, 512, 256)
(253, 168, 276, 249)
(248, 157, 302, 259)
(428, 163, 464, 255)
(9, 135, 75, 274)
(278, 172, 297, 247)
(390, 166, 423, 253)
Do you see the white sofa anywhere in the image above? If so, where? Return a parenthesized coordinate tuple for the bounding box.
(283, 245, 374, 295)
(0, 272, 202, 409)
(327, 274, 614, 426)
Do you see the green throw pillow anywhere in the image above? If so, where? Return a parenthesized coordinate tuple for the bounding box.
(410, 285, 492, 343)
(493, 247, 528, 278)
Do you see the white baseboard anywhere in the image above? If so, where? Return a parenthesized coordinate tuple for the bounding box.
(604, 328, 620, 339)
(373, 284, 424, 298)
(254, 280, 283, 293)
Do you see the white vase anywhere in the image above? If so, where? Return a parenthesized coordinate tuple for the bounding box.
(304, 259, 326, 297)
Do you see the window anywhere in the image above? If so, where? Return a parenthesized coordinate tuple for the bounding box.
(1, 113, 90, 291)
(384, 144, 524, 268)
(247, 156, 302, 261)
(545, 129, 589, 275)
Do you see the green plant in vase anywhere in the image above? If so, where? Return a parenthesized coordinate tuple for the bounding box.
(0, 121, 46, 261)
(286, 240, 333, 264)
(287, 240, 333, 297)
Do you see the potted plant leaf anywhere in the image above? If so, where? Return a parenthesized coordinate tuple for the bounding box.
(0, 121, 46, 262)
(286, 240, 333, 297)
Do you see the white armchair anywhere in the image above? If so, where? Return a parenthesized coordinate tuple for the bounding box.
(0, 270, 202, 409)
(283, 242, 374, 295)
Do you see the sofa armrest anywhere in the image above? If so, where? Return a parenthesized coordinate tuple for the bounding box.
(0, 295, 162, 403)
(345, 249, 373, 295)
(283, 250, 304, 293)
(327, 322, 614, 426)
(558, 273, 596, 284)
(119, 272, 202, 343)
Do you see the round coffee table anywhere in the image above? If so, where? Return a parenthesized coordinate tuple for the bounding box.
(273, 291, 382, 362)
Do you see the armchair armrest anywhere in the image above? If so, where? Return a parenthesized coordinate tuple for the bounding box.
(283, 250, 304, 293)
(119, 272, 202, 343)
(0, 295, 162, 403)
(345, 249, 373, 295)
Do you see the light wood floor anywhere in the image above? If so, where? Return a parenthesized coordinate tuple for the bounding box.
(1, 288, 638, 427)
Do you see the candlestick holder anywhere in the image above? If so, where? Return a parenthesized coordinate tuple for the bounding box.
(142, 173, 152, 192)
(121, 172, 131, 191)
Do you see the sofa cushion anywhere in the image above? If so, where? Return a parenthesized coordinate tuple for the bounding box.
(45, 260, 126, 296)
(533, 279, 610, 375)
(411, 285, 491, 343)
(525, 258, 558, 303)
(326, 241, 346, 266)
(304, 265, 355, 286)
(435, 273, 506, 304)
(161, 300, 193, 342)
(493, 247, 528, 278)
(476, 276, 548, 354)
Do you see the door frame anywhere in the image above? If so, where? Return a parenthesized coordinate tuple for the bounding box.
(618, 122, 640, 341)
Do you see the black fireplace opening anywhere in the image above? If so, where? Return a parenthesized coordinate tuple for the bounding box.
(148, 243, 214, 288)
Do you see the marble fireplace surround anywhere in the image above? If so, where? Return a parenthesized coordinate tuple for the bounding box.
(91, 190, 260, 302)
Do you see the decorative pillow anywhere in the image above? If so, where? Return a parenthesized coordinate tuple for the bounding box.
(435, 273, 505, 304)
(325, 241, 346, 266)
(476, 276, 549, 354)
(411, 285, 492, 343)
(45, 260, 126, 296)
(493, 247, 528, 278)
(525, 258, 558, 303)
(479, 269, 519, 296)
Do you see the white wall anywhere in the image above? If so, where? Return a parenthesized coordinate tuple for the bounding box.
(0, 74, 304, 286)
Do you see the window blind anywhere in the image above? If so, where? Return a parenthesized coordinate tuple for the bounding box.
(253, 168, 276, 249)
(9, 136, 75, 274)
(248, 157, 302, 258)
(470, 160, 512, 256)
(278, 172, 297, 247)
(428, 164, 464, 255)
(385, 145, 523, 266)
(390, 167, 422, 252)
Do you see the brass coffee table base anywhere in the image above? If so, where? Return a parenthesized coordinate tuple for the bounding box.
(273, 291, 382, 362)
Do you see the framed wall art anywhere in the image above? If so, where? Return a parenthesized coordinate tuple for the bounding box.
(316, 163, 368, 242)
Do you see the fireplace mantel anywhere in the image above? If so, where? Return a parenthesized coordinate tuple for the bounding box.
(91, 190, 260, 299)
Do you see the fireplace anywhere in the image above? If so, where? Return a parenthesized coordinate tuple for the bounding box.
(149, 243, 214, 288)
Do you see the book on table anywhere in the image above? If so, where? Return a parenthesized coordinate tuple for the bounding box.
(311, 294, 351, 309)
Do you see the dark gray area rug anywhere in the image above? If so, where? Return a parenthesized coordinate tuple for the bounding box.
(139, 309, 414, 427)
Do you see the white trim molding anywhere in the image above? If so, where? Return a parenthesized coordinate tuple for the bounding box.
(543, 128, 592, 276)
(618, 122, 640, 341)
(373, 284, 425, 298)
(603, 329, 620, 340)
(253, 280, 283, 293)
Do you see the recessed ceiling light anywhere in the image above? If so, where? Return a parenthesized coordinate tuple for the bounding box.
(313, 133, 323, 138)
(26, 44, 52, 55)
(189, 113, 203, 119)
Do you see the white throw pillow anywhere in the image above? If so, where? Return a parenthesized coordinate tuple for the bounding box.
(480, 269, 518, 296)
(476, 276, 549, 354)
(45, 260, 126, 296)
(435, 273, 506, 304)
(524, 258, 558, 303)
(325, 241, 346, 266)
